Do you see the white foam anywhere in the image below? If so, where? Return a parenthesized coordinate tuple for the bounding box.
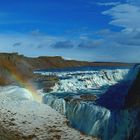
(51, 69, 130, 92)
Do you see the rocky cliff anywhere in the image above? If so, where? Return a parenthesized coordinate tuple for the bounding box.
(0, 53, 33, 85)
(123, 66, 140, 140)
(125, 69, 140, 108)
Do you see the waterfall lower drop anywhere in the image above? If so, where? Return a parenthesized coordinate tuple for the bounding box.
(41, 66, 139, 140)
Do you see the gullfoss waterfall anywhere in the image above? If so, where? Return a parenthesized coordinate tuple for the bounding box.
(35, 66, 140, 140)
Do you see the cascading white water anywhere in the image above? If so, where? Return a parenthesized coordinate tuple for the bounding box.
(45, 95, 66, 115)
(41, 66, 140, 140)
(66, 102, 111, 138)
(52, 69, 129, 92)
(37, 68, 130, 93)
(44, 95, 139, 140)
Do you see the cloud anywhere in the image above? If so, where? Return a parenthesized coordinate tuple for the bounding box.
(99, 2, 140, 47)
(90, 2, 140, 62)
(94, 28, 140, 62)
(97, 2, 121, 6)
(13, 42, 22, 47)
(115, 30, 140, 46)
(78, 39, 103, 49)
(126, 0, 140, 6)
(52, 41, 74, 49)
(0, 31, 107, 61)
(87, 1, 121, 7)
(30, 29, 42, 36)
(98, 29, 140, 47)
(103, 4, 140, 30)
(37, 44, 45, 49)
(0, 32, 64, 56)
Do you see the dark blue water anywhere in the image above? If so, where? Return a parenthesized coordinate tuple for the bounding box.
(34, 66, 131, 73)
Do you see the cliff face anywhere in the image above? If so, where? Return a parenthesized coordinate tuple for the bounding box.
(125, 69, 140, 108)
(0, 53, 33, 85)
(123, 68, 140, 140)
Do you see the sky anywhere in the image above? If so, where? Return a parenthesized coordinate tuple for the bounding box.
(0, 0, 140, 62)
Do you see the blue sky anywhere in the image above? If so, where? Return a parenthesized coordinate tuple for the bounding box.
(0, 0, 140, 62)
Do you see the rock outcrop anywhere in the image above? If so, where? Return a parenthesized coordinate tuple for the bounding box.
(0, 53, 33, 85)
(125, 69, 140, 108)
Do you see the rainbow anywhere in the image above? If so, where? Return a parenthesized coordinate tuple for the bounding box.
(11, 74, 42, 102)
(1, 60, 42, 102)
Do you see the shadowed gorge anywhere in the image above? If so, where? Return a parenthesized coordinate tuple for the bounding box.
(125, 69, 140, 108)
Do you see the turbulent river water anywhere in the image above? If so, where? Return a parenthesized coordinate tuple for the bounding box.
(35, 66, 140, 140)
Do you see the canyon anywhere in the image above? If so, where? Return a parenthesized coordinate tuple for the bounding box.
(0, 53, 139, 140)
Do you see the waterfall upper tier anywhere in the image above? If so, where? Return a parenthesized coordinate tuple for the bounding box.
(35, 66, 130, 93)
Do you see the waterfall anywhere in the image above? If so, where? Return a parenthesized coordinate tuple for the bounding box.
(51, 68, 129, 93)
(42, 66, 140, 140)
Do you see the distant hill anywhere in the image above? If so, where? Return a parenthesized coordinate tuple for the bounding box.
(26, 56, 132, 70)
(0, 53, 132, 85)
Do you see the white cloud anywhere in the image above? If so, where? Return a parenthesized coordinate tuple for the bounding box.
(0, 27, 140, 62)
(87, 1, 121, 7)
(103, 4, 140, 30)
(126, 0, 140, 6)
(0, 32, 96, 61)
(52, 40, 74, 49)
(95, 28, 140, 62)
(97, 2, 121, 6)
(94, 2, 140, 62)
(78, 39, 104, 49)
(0, 32, 64, 56)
